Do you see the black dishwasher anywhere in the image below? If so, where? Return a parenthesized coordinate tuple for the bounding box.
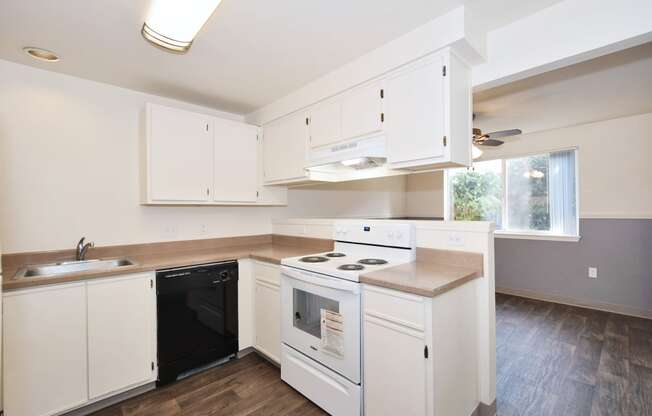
(156, 261, 238, 385)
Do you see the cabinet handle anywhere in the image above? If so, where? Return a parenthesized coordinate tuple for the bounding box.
(206, 188, 210, 196)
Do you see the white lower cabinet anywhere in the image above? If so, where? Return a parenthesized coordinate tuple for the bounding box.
(87, 273, 156, 399)
(4, 283, 88, 416)
(253, 261, 281, 363)
(363, 285, 429, 416)
(3, 273, 157, 416)
(363, 282, 480, 416)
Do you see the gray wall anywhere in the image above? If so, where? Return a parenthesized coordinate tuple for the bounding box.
(495, 219, 652, 317)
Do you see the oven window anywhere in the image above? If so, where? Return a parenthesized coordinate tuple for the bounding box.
(293, 288, 340, 339)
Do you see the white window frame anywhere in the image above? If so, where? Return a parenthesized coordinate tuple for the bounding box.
(444, 147, 581, 242)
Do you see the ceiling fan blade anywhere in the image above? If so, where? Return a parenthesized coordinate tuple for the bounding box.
(485, 129, 522, 139)
(477, 139, 504, 146)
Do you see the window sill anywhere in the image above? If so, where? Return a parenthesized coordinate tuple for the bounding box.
(494, 231, 581, 242)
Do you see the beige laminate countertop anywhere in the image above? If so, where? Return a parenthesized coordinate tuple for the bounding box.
(359, 260, 482, 298)
(2, 243, 319, 291)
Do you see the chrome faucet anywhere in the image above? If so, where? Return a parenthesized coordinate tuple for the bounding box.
(75, 237, 95, 261)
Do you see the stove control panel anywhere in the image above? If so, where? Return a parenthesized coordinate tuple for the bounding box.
(333, 221, 415, 249)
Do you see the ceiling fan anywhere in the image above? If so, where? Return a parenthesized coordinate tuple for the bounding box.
(470, 114, 522, 159)
(472, 127, 522, 147)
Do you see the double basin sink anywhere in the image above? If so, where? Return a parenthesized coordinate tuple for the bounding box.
(16, 258, 136, 278)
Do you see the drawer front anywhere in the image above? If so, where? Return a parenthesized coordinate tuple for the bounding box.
(281, 345, 361, 416)
(254, 261, 280, 286)
(363, 285, 426, 331)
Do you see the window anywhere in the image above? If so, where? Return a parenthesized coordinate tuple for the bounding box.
(446, 149, 578, 237)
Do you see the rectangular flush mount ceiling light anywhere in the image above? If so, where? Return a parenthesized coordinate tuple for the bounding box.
(142, 0, 223, 53)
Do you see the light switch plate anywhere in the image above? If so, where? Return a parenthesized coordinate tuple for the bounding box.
(588, 267, 598, 279)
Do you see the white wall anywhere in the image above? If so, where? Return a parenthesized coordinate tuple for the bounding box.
(0, 60, 406, 253)
(404, 112, 652, 219)
(405, 171, 444, 218)
(283, 177, 406, 219)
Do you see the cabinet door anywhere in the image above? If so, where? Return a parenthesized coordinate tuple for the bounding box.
(4, 284, 88, 416)
(262, 113, 309, 184)
(340, 81, 383, 141)
(254, 263, 281, 363)
(363, 316, 427, 416)
(148, 104, 212, 201)
(385, 57, 446, 166)
(213, 119, 258, 202)
(87, 274, 156, 399)
(309, 100, 341, 148)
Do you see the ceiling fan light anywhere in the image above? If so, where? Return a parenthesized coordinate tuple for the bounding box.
(142, 0, 223, 53)
(472, 145, 483, 160)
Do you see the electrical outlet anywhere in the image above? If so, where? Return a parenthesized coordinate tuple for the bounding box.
(448, 233, 464, 247)
(588, 267, 598, 279)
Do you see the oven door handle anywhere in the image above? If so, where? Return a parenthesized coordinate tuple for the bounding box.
(282, 267, 360, 294)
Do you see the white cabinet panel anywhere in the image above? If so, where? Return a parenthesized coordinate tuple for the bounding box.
(253, 262, 281, 363)
(363, 316, 428, 416)
(309, 100, 341, 148)
(340, 81, 383, 141)
(385, 57, 446, 166)
(4, 284, 88, 416)
(263, 113, 308, 184)
(87, 274, 156, 399)
(213, 119, 258, 202)
(148, 104, 212, 202)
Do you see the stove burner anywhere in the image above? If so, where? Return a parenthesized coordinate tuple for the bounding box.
(358, 258, 388, 265)
(338, 264, 365, 271)
(299, 256, 329, 263)
(325, 252, 346, 258)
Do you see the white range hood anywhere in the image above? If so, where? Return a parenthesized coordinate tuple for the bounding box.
(306, 135, 407, 182)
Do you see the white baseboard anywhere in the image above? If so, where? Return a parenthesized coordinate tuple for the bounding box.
(496, 287, 652, 320)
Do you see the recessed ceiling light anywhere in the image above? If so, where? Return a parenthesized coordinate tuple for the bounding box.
(142, 0, 223, 54)
(23, 47, 60, 62)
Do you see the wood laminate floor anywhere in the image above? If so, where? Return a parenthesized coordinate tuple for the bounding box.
(92, 294, 652, 416)
(91, 353, 327, 416)
(496, 293, 652, 416)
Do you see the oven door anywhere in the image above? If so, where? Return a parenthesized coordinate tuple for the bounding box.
(281, 266, 361, 384)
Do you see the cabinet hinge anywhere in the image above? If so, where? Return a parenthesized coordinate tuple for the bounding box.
(380, 89, 384, 99)
(424, 345, 429, 359)
(443, 136, 447, 146)
(442, 65, 446, 77)
(305, 117, 310, 126)
(151, 362, 155, 371)
(380, 113, 385, 123)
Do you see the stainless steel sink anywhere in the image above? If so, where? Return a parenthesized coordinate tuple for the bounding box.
(16, 258, 136, 278)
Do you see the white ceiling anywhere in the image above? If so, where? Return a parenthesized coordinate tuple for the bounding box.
(0, 0, 562, 114)
(474, 42, 652, 136)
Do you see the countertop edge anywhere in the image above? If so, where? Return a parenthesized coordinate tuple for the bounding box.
(359, 267, 482, 298)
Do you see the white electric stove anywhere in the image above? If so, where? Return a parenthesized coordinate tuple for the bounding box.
(280, 220, 416, 416)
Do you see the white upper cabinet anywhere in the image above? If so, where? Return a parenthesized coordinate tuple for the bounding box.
(144, 103, 286, 205)
(147, 104, 212, 202)
(385, 50, 471, 170)
(340, 81, 383, 141)
(308, 99, 341, 149)
(213, 119, 259, 202)
(263, 112, 309, 184)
